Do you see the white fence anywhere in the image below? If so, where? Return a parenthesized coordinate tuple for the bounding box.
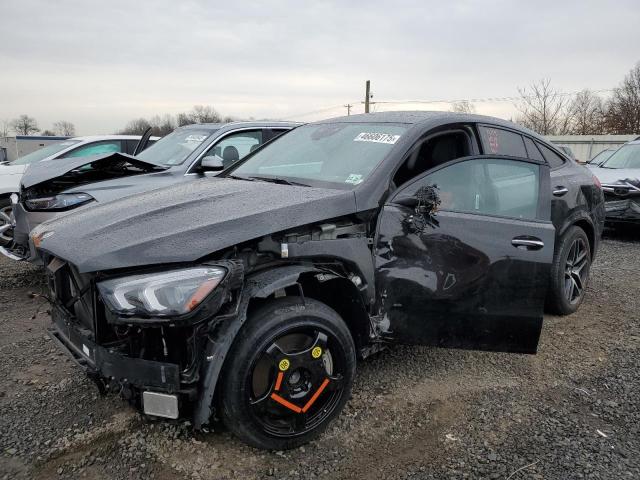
(546, 135, 638, 162)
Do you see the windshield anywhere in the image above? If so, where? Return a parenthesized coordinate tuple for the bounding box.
(10, 140, 81, 165)
(230, 123, 407, 188)
(588, 149, 615, 165)
(600, 144, 640, 169)
(136, 128, 215, 165)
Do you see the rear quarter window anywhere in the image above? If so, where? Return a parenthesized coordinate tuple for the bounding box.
(523, 137, 545, 162)
(536, 142, 566, 169)
(479, 126, 527, 158)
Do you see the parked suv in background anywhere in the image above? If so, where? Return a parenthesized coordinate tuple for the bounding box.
(3, 122, 298, 261)
(34, 112, 604, 450)
(0, 135, 156, 246)
(589, 139, 640, 225)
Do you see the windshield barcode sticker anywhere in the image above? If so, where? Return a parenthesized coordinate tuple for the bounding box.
(354, 132, 401, 144)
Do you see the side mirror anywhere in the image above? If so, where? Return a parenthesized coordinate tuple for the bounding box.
(200, 155, 224, 172)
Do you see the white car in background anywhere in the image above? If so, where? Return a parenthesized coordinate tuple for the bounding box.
(0, 135, 156, 245)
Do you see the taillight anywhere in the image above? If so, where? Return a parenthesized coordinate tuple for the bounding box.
(592, 175, 601, 189)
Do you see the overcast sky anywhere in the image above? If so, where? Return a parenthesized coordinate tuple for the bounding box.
(1, 0, 639, 135)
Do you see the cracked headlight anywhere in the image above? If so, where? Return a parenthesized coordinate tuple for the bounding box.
(97, 267, 226, 317)
(25, 192, 94, 211)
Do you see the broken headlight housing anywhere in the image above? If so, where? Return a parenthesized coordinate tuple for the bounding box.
(97, 267, 227, 317)
(24, 192, 94, 211)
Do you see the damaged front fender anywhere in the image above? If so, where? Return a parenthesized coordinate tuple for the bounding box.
(193, 265, 321, 428)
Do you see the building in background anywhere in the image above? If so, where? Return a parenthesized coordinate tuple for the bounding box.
(547, 135, 638, 163)
(0, 135, 70, 163)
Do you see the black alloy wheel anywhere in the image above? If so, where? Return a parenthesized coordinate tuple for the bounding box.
(219, 297, 356, 450)
(546, 226, 591, 315)
(248, 328, 345, 438)
(564, 236, 589, 305)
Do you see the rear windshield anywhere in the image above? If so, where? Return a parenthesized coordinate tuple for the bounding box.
(136, 128, 215, 166)
(230, 123, 407, 189)
(600, 144, 640, 169)
(10, 140, 81, 165)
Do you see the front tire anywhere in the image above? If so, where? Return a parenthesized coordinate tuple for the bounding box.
(546, 226, 591, 315)
(0, 198, 14, 247)
(219, 297, 356, 450)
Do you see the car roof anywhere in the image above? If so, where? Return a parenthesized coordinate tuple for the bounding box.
(178, 121, 302, 133)
(68, 135, 155, 142)
(311, 111, 544, 140)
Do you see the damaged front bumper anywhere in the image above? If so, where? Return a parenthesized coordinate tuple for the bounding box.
(43, 257, 245, 425)
(602, 195, 640, 223)
(49, 304, 183, 418)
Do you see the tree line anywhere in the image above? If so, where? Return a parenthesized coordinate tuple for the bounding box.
(515, 62, 640, 135)
(117, 105, 240, 136)
(1, 117, 75, 137)
(3, 62, 639, 139)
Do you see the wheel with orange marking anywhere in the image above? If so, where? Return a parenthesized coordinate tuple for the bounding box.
(219, 297, 356, 450)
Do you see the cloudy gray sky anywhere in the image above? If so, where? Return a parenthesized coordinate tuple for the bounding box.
(1, 0, 639, 135)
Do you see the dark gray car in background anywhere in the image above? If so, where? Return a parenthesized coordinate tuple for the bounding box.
(3, 121, 298, 261)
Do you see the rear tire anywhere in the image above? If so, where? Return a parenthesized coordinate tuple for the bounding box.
(219, 297, 356, 450)
(546, 226, 591, 315)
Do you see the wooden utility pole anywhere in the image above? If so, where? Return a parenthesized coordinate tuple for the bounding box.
(364, 80, 371, 113)
(344, 104, 353, 115)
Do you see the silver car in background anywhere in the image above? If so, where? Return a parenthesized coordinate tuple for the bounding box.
(3, 121, 298, 262)
(0, 135, 155, 247)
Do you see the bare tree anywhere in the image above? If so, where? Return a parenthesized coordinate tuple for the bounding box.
(604, 62, 640, 134)
(176, 105, 222, 125)
(41, 129, 56, 136)
(53, 120, 76, 136)
(10, 114, 39, 135)
(118, 118, 152, 135)
(176, 112, 193, 127)
(148, 115, 176, 136)
(515, 79, 572, 135)
(450, 100, 476, 114)
(119, 106, 232, 134)
(0, 119, 10, 138)
(567, 90, 606, 135)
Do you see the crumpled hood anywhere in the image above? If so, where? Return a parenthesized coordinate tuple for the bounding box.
(591, 167, 640, 188)
(35, 177, 357, 273)
(21, 152, 167, 189)
(0, 165, 26, 194)
(62, 170, 187, 203)
(0, 164, 28, 175)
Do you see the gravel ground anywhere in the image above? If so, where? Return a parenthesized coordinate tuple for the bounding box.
(1, 230, 639, 480)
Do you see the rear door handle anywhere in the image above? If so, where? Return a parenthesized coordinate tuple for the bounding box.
(553, 186, 569, 196)
(512, 237, 544, 250)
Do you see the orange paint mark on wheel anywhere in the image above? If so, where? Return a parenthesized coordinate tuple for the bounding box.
(302, 378, 330, 413)
(270, 393, 302, 413)
(274, 372, 284, 392)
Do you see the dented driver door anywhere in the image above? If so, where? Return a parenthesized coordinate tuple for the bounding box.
(374, 156, 555, 354)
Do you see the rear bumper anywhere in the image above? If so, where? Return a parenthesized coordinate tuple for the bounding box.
(49, 305, 181, 391)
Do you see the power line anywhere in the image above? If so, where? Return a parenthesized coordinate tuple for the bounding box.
(276, 88, 616, 121)
(367, 88, 614, 106)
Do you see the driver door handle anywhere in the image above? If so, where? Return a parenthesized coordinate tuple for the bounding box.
(553, 186, 569, 196)
(512, 237, 545, 250)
